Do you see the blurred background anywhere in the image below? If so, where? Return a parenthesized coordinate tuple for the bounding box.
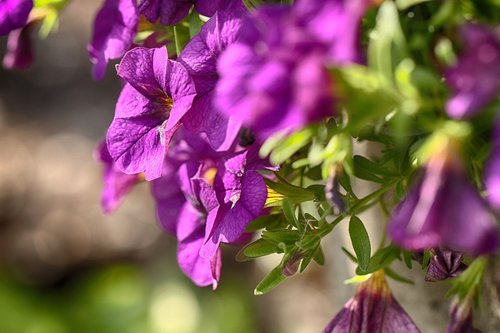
(0, 1, 452, 332)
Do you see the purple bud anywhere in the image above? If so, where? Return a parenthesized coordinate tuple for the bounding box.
(446, 297, 482, 333)
(425, 248, 467, 282)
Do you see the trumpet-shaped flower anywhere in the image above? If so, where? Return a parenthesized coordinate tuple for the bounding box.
(446, 24, 500, 118)
(389, 147, 500, 255)
(106, 47, 196, 180)
(485, 119, 500, 211)
(323, 271, 420, 333)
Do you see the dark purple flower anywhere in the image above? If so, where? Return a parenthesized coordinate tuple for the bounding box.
(446, 297, 482, 333)
(95, 141, 143, 214)
(485, 119, 500, 211)
(179, 2, 246, 150)
(138, 0, 239, 26)
(215, 0, 373, 140)
(106, 47, 196, 181)
(446, 24, 500, 119)
(323, 271, 420, 333)
(2, 23, 33, 70)
(425, 248, 466, 282)
(389, 147, 500, 256)
(88, 0, 139, 80)
(0, 0, 32, 36)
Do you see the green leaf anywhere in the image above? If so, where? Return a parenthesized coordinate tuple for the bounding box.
(349, 216, 371, 271)
(268, 127, 315, 165)
(447, 257, 488, 301)
(403, 250, 413, 269)
(385, 267, 414, 284)
(313, 246, 325, 266)
(254, 266, 286, 295)
(246, 214, 286, 232)
(188, 12, 204, 38)
(172, 24, 190, 55)
(356, 245, 399, 275)
(368, 1, 408, 83)
(262, 230, 300, 244)
(236, 239, 277, 262)
(341, 247, 358, 263)
(282, 199, 299, 229)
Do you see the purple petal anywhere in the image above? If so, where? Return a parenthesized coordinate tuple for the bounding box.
(2, 23, 33, 70)
(0, 0, 33, 36)
(96, 140, 142, 213)
(88, 0, 138, 80)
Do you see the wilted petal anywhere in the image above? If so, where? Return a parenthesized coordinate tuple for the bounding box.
(323, 271, 420, 333)
(88, 0, 138, 80)
(0, 0, 32, 36)
(425, 249, 466, 282)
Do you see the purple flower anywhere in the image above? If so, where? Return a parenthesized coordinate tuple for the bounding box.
(446, 297, 482, 333)
(138, 0, 239, 26)
(485, 119, 500, 211)
(215, 0, 373, 140)
(0, 0, 33, 36)
(389, 149, 500, 256)
(425, 249, 466, 282)
(200, 147, 268, 261)
(2, 23, 33, 70)
(179, 2, 246, 150)
(95, 141, 143, 214)
(446, 24, 500, 118)
(323, 271, 420, 333)
(106, 47, 196, 181)
(88, 0, 139, 80)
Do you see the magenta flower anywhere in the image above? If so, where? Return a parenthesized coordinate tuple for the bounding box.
(446, 24, 500, 118)
(425, 249, 466, 282)
(95, 141, 143, 214)
(2, 23, 33, 70)
(323, 271, 420, 333)
(0, 0, 32, 36)
(215, 0, 373, 140)
(485, 119, 500, 211)
(389, 149, 500, 255)
(88, 0, 139, 80)
(179, 2, 246, 150)
(138, 0, 239, 26)
(106, 47, 196, 180)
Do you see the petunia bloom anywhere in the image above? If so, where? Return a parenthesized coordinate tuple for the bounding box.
(322, 271, 420, 333)
(138, 0, 239, 26)
(425, 248, 466, 282)
(179, 1, 246, 150)
(95, 141, 143, 214)
(445, 24, 500, 119)
(106, 47, 196, 180)
(215, 0, 374, 140)
(0, 0, 33, 36)
(2, 23, 33, 70)
(88, 0, 139, 80)
(389, 143, 500, 256)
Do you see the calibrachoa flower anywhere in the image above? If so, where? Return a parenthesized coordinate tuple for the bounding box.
(215, 0, 373, 140)
(138, 0, 239, 26)
(485, 119, 500, 211)
(0, 0, 33, 36)
(88, 0, 139, 80)
(425, 248, 466, 282)
(446, 24, 500, 119)
(106, 46, 196, 180)
(322, 271, 420, 333)
(179, 2, 246, 150)
(389, 141, 500, 255)
(95, 141, 143, 214)
(2, 23, 33, 70)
